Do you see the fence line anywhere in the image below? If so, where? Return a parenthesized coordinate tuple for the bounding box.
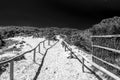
(0, 40, 45, 65)
(62, 41, 120, 80)
(0, 36, 58, 80)
(91, 34, 120, 79)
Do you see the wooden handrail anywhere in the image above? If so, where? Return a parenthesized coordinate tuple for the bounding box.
(91, 35, 120, 38)
(63, 41, 120, 80)
(92, 45, 120, 54)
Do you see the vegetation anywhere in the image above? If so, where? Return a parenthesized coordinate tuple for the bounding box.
(0, 26, 91, 52)
(89, 16, 120, 35)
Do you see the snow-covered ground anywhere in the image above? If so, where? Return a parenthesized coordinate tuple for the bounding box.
(0, 36, 105, 80)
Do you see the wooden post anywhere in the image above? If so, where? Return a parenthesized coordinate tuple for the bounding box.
(48, 40, 50, 46)
(70, 51, 73, 57)
(82, 58, 85, 72)
(10, 61, 14, 80)
(91, 38, 93, 62)
(33, 49, 36, 63)
(39, 44, 40, 53)
(43, 41, 46, 49)
(65, 45, 66, 52)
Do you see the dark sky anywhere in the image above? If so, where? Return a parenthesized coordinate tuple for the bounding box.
(0, 0, 120, 30)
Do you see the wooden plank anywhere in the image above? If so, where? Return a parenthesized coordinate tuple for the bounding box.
(91, 35, 120, 38)
(10, 61, 14, 80)
(92, 45, 120, 54)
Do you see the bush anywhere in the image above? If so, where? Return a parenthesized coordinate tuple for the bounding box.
(90, 16, 120, 35)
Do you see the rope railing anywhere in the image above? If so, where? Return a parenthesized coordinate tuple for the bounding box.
(0, 36, 59, 80)
(62, 40, 120, 80)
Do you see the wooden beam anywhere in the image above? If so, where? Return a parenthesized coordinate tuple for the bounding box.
(92, 45, 120, 54)
(33, 49, 36, 63)
(43, 41, 46, 49)
(92, 55, 120, 70)
(10, 61, 14, 80)
(39, 44, 40, 53)
(91, 35, 120, 38)
(48, 40, 50, 46)
(82, 58, 85, 72)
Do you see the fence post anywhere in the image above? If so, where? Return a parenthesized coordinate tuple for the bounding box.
(43, 41, 46, 49)
(10, 61, 14, 80)
(70, 51, 73, 57)
(65, 45, 66, 52)
(48, 40, 50, 46)
(33, 48, 36, 63)
(91, 37, 94, 62)
(82, 57, 85, 72)
(39, 44, 40, 53)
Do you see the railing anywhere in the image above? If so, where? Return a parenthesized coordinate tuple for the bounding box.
(62, 36, 120, 80)
(91, 35, 120, 38)
(91, 35, 120, 80)
(0, 36, 59, 80)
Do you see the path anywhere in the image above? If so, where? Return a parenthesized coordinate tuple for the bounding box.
(36, 40, 98, 80)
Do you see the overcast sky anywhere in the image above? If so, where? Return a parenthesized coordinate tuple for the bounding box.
(0, 0, 120, 29)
